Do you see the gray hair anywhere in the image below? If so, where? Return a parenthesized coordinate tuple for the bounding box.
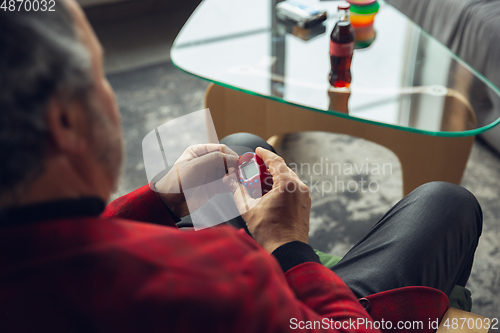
(0, 2, 93, 199)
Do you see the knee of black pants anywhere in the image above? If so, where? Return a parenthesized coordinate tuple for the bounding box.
(411, 181, 483, 238)
(219, 133, 276, 156)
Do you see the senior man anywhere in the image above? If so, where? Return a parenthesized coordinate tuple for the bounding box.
(0, 1, 482, 333)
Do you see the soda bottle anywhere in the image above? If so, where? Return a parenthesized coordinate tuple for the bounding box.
(329, 3, 355, 88)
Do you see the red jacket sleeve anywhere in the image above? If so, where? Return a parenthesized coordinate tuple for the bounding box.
(284, 262, 380, 332)
(94, 226, 380, 333)
(102, 184, 178, 228)
(233, 231, 381, 332)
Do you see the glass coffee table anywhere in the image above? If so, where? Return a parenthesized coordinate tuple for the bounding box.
(171, 0, 500, 195)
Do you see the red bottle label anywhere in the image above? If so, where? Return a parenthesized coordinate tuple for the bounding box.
(330, 41, 354, 57)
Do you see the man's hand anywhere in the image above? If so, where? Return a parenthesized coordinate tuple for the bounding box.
(232, 147, 311, 253)
(155, 144, 239, 218)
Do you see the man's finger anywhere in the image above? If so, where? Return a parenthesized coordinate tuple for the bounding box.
(220, 173, 238, 194)
(224, 153, 239, 169)
(233, 183, 260, 214)
(188, 144, 238, 158)
(193, 151, 238, 170)
(220, 145, 239, 158)
(255, 147, 290, 179)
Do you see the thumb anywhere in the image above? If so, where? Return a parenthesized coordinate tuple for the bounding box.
(233, 183, 260, 214)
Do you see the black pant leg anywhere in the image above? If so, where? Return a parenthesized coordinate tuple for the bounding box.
(331, 181, 483, 298)
(219, 132, 277, 155)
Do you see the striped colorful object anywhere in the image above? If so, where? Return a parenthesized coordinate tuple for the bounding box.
(350, 13, 377, 26)
(349, 1, 379, 15)
(348, 0, 379, 48)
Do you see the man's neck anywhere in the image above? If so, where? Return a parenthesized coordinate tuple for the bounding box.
(1, 155, 111, 209)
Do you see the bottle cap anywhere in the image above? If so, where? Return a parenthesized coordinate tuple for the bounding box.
(338, 2, 350, 10)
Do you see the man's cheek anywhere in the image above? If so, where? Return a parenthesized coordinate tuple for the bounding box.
(101, 79, 121, 126)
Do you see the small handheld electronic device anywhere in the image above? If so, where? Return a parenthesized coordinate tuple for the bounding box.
(237, 152, 273, 197)
(276, 0, 327, 29)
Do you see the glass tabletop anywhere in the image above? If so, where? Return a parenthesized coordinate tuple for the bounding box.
(171, 0, 500, 137)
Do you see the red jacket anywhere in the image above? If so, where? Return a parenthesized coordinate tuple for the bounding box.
(0, 185, 448, 332)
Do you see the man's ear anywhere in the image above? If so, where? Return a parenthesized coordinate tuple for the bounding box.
(45, 96, 89, 155)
